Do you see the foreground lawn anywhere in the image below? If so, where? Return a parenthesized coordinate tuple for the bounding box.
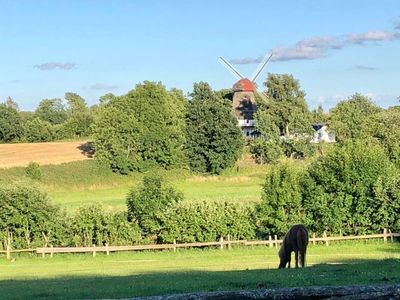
(0, 241, 399, 299)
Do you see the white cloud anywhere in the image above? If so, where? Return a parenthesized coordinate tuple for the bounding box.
(346, 30, 400, 44)
(230, 23, 400, 64)
(34, 62, 75, 70)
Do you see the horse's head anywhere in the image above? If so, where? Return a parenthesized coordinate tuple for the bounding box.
(278, 260, 287, 269)
(278, 243, 288, 269)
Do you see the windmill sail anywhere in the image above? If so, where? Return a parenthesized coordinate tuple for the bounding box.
(219, 57, 244, 79)
(251, 53, 273, 82)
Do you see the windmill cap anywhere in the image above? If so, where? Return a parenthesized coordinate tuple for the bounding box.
(233, 78, 255, 92)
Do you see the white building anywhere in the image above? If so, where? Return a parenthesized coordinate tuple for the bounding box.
(311, 123, 336, 143)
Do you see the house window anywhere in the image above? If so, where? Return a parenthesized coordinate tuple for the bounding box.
(246, 131, 250, 137)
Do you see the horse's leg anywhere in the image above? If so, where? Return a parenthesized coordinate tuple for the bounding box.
(288, 254, 291, 268)
(295, 251, 299, 268)
(301, 250, 306, 267)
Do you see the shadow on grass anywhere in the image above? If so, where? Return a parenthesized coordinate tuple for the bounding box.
(0, 258, 399, 300)
(77, 142, 95, 158)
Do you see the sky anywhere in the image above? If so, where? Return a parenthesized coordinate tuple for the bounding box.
(0, 0, 399, 111)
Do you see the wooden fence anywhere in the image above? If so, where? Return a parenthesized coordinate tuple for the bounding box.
(1, 229, 399, 260)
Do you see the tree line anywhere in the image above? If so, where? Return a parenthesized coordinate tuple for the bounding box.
(2, 75, 398, 175)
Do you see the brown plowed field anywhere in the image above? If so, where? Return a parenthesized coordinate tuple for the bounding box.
(0, 141, 93, 168)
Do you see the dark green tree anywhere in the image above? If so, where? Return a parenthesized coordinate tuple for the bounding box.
(186, 82, 244, 174)
(34, 98, 68, 125)
(92, 81, 187, 173)
(63, 92, 93, 137)
(0, 103, 23, 142)
(23, 117, 54, 142)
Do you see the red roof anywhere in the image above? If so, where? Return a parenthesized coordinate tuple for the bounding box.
(232, 78, 255, 92)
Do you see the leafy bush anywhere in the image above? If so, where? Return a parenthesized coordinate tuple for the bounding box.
(302, 139, 398, 235)
(250, 138, 283, 164)
(0, 183, 65, 249)
(126, 175, 183, 242)
(256, 163, 306, 237)
(23, 117, 55, 142)
(159, 201, 255, 243)
(25, 161, 42, 180)
(70, 205, 142, 246)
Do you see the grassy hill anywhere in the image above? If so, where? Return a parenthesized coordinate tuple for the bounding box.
(0, 141, 278, 213)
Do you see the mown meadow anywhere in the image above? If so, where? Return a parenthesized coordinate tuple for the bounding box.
(0, 241, 399, 299)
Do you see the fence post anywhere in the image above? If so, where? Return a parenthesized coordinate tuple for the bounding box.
(312, 233, 316, 246)
(219, 237, 224, 250)
(268, 235, 272, 248)
(93, 244, 96, 257)
(323, 231, 329, 246)
(388, 229, 393, 242)
(50, 245, 53, 258)
(173, 239, 177, 252)
(227, 235, 231, 250)
(6, 229, 12, 260)
(274, 235, 278, 248)
(6, 244, 11, 260)
(106, 243, 110, 256)
(383, 228, 387, 243)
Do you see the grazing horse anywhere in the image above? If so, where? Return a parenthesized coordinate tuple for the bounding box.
(278, 224, 309, 269)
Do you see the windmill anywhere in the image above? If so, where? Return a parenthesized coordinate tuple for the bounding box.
(219, 53, 272, 138)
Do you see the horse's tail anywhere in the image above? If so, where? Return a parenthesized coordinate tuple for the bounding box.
(297, 227, 309, 267)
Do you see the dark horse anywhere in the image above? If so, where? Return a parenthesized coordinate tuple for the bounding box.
(278, 224, 309, 269)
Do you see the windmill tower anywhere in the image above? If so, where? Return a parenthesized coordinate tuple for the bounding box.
(219, 54, 272, 138)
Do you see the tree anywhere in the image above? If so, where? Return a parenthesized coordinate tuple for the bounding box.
(92, 81, 187, 173)
(23, 117, 54, 142)
(256, 163, 306, 236)
(186, 82, 244, 174)
(328, 93, 381, 142)
(251, 74, 314, 161)
(302, 139, 397, 235)
(264, 73, 313, 137)
(35, 98, 68, 125)
(5, 96, 19, 111)
(0, 103, 23, 142)
(0, 183, 66, 248)
(126, 175, 183, 242)
(311, 105, 328, 124)
(63, 92, 93, 137)
(367, 106, 400, 166)
(92, 104, 141, 174)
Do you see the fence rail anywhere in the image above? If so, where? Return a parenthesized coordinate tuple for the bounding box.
(1, 230, 399, 259)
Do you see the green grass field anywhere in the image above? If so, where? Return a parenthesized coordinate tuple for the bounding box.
(0, 241, 399, 299)
(0, 157, 273, 213)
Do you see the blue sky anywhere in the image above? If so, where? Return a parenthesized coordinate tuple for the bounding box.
(0, 0, 399, 111)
